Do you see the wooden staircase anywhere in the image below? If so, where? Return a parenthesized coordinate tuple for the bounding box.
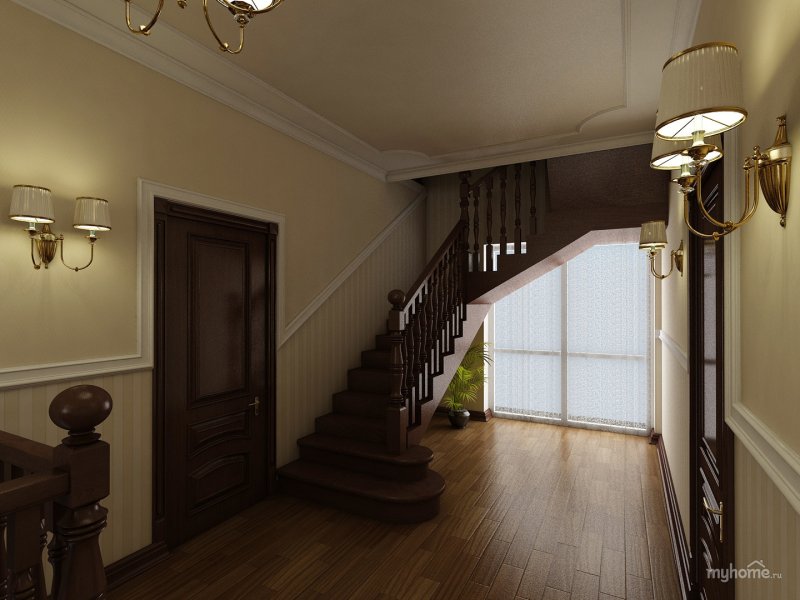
(279, 146, 668, 523)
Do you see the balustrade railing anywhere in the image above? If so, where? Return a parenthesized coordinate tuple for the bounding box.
(0, 385, 112, 600)
(459, 161, 540, 272)
(385, 221, 469, 453)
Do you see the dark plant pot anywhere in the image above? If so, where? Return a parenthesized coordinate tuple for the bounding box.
(448, 409, 470, 429)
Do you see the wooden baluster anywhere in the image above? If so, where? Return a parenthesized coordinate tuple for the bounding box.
(514, 163, 522, 254)
(458, 171, 471, 223)
(413, 296, 424, 415)
(386, 291, 409, 454)
(485, 175, 494, 271)
(472, 183, 480, 271)
(403, 314, 414, 424)
(0, 514, 7, 600)
(47, 385, 112, 600)
(7, 505, 46, 600)
(530, 161, 538, 237)
(499, 167, 508, 257)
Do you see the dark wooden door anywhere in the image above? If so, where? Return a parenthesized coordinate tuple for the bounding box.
(154, 199, 277, 548)
(688, 160, 735, 599)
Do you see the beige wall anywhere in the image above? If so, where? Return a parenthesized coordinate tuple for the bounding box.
(0, 4, 426, 566)
(0, 2, 416, 367)
(657, 0, 800, 590)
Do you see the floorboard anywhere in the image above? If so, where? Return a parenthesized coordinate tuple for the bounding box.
(110, 417, 680, 599)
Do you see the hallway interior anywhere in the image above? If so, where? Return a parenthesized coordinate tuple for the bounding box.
(110, 416, 680, 599)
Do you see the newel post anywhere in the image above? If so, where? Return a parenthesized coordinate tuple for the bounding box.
(386, 290, 408, 454)
(47, 385, 112, 600)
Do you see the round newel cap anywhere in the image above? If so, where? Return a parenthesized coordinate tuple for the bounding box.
(388, 289, 406, 309)
(49, 385, 112, 446)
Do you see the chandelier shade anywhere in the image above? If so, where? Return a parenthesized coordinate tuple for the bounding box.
(639, 220, 668, 252)
(217, 0, 284, 13)
(655, 42, 747, 140)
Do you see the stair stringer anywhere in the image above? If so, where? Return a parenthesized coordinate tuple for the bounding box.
(407, 303, 491, 447)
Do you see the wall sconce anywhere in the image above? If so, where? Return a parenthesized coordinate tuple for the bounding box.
(8, 185, 111, 271)
(639, 220, 684, 279)
(653, 42, 792, 239)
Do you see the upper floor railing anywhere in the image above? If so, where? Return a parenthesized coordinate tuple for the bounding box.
(0, 385, 112, 600)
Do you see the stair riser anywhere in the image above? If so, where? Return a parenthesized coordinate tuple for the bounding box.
(375, 335, 393, 351)
(315, 417, 385, 444)
(299, 446, 428, 482)
(332, 394, 386, 418)
(347, 370, 392, 394)
(361, 350, 391, 369)
(279, 478, 441, 524)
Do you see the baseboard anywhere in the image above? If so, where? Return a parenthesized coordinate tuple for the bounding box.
(654, 436, 692, 600)
(435, 406, 493, 422)
(105, 541, 170, 590)
(649, 429, 660, 445)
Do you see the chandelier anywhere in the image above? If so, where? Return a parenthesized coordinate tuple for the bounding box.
(125, 0, 285, 55)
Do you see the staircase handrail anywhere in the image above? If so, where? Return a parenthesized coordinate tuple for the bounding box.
(0, 385, 112, 600)
(385, 219, 469, 453)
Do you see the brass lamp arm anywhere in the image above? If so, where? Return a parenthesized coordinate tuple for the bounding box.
(649, 252, 674, 279)
(204, 0, 246, 54)
(683, 193, 729, 240)
(60, 237, 96, 273)
(125, 0, 165, 35)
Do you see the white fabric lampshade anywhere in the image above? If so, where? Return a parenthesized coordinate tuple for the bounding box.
(655, 42, 746, 140)
(74, 197, 112, 231)
(650, 134, 723, 170)
(217, 0, 282, 13)
(9, 185, 55, 223)
(639, 220, 668, 251)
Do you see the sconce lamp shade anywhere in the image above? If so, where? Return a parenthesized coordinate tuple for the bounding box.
(655, 42, 746, 140)
(9, 185, 55, 223)
(217, 0, 283, 14)
(651, 134, 723, 170)
(73, 197, 111, 231)
(639, 220, 668, 251)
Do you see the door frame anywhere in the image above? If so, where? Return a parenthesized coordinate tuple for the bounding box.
(687, 158, 735, 597)
(150, 195, 278, 548)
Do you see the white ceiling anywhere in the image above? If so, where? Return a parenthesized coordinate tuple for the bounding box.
(21, 0, 701, 181)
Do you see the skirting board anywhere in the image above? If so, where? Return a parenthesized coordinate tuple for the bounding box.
(653, 434, 693, 600)
(435, 406, 494, 422)
(105, 541, 170, 591)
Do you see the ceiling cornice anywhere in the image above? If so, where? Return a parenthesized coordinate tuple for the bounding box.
(14, 0, 700, 182)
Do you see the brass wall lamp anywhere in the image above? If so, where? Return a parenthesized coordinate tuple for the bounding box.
(8, 185, 111, 271)
(652, 42, 792, 239)
(639, 220, 684, 280)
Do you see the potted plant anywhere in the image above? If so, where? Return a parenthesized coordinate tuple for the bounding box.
(442, 343, 492, 429)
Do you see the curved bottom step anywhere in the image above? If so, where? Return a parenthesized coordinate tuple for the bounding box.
(278, 460, 445, 524)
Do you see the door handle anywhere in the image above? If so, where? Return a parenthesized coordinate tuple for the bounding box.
(248, 396, 260, 417)
(703, 497, 724, 544)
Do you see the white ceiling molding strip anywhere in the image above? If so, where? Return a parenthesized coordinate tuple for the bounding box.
(13, 0, 389, 181)
(11, 0, 693, 182)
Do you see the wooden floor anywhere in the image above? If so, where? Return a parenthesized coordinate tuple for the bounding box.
(110, 417, 681, 600)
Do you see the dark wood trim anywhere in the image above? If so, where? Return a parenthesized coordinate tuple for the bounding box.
(654, 435, 693, 600)
(152, 198, 278, 548)
(435, 407, 493, 422)
(105, 542, 170, 591)
(648, 429, 660, 445)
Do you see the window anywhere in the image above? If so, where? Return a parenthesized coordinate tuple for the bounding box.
(493, 243, 652, 433)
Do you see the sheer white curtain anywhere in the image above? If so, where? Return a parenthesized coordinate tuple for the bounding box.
(493, 243, 652, 433)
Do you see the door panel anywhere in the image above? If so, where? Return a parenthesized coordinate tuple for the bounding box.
(155, 199, 276, 548)
(689, 161, 735, 599)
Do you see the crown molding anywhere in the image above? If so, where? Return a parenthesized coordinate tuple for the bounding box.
(13, 0, 671, 183)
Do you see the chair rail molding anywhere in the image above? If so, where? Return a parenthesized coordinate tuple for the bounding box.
(657, 329, 688, 372)
(723, 129, 800, 515)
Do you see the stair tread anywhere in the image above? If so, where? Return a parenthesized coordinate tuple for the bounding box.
(278, 460, 445, 503)
(297, 433, 433, 466)
(316, 413, 385, 429)
(349, 367, 391, 374)
(333, 390, 388, 401)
